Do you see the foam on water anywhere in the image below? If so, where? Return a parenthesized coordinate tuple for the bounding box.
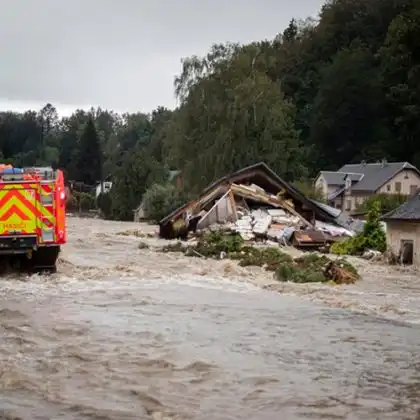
(1, 217, 420, 419)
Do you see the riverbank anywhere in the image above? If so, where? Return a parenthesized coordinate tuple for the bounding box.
(59, 218, 420, 324)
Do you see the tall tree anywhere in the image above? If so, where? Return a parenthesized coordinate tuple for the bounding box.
(379, 2, 420, 167)
(77, 117, 102, 185)
(166, 43, 308, 192)
(110, 147, 167, 221)
(309, 44, 389, 168)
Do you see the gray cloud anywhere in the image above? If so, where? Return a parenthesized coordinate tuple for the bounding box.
(0, 0, 323, 113)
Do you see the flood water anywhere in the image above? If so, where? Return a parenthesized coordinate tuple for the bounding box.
(0, 217, 419, 419)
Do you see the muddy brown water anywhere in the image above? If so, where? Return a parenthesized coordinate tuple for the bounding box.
(0, 217, 420, 419)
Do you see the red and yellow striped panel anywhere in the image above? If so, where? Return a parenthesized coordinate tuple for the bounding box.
(0, 186, 54, 235)
(0, 183, 38, 190)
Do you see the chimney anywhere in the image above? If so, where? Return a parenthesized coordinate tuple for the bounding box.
(381, 158, 388, 168)
(361, 160, 366, 166)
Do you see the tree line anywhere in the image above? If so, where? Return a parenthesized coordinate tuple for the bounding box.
(0, 0, 419, 220)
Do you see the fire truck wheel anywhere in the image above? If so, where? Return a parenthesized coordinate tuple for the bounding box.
(32, 246, 60, 273)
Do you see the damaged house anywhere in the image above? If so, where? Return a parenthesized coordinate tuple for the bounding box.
(159, 163, 356, 248)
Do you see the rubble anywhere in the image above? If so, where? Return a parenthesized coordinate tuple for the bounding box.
(158, 162, 356, 251)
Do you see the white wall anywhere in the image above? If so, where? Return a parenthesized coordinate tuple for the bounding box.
(95, 181, 112, 197)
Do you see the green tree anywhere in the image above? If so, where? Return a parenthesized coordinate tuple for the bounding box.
(142, 183, 188, 222)
(309, 45, 388, 168)
(0, 0, 419, 221)
(77, 117, 102, 185)
(166, 43, 308, 193)
(331, 200, 386, 255)
(110, 148, 168, 221)
(360, 200, 386, 252)
(379, 2, 420, 167)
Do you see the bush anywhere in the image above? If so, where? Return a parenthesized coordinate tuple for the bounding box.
(142, 183, 188, 222)
(276, 263, 327, 283)
(193, 231, 244, 256)
(238, 247, 293, 271)
(67, 191, 96, 212)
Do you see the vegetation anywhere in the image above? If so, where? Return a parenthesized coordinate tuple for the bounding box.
(162, 231, 359, 284)
(331, 201, 387, 255)
(142, 183, 189, 222)
(293, 180, 326, 202)
(96, 192, 113, 219)
(275, 254, 358, 284)
(108, 148, 168, 221)
(356, 193, 409, 214)
(67, 191, 96, 212)
(1, 0, 419, 219)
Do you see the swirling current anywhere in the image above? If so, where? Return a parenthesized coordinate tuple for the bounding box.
(0, 217, 419, 419)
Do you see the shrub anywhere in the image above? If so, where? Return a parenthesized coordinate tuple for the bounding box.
(68, 191, 96, 212)
(194, 231, 244, 256)
(238, 247, 293, 270)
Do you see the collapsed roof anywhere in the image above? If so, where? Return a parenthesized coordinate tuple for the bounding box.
(159, 162, 351, 239)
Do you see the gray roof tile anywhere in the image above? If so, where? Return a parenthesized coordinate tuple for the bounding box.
(338, 162, 418, 192)
(320, 171, 364, 186)
(320, 171, 347, 185)
(382, 193, 420, 221)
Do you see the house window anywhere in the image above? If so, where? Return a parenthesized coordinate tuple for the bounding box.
(387, 184, 391, 192)
(345, 200, 352, 211)
(399, 240, 414, 265)
(410, 185, 418, 196)
(395, 182, 402, 193)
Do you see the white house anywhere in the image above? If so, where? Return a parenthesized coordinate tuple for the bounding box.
(95, 181, 112, 198)
(314, 161, 420, 212)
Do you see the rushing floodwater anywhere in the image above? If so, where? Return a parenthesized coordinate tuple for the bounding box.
(0, 217, 420, 419)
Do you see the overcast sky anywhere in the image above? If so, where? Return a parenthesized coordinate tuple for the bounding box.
(0, 0, 323, 116)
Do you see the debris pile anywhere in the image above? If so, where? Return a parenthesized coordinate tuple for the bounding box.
(161, 231, 359, 284)
(159, 162, 356, 250)
(192, 182, 352, 249)
(229, 208, 299, 243)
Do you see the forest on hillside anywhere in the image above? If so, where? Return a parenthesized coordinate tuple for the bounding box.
(0, 0, 419, 220)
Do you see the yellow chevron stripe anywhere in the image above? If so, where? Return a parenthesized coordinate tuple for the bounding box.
(0, 183, 38, 190)
(0, 196, 34, 217)
(0, 190, 55, 232)
(0, 195, 37, 233)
